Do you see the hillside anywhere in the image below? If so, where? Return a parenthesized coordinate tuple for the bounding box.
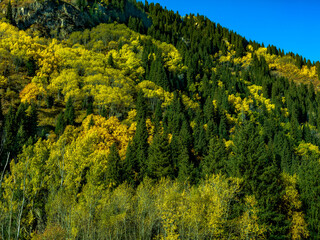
(0, 0, 320, 239)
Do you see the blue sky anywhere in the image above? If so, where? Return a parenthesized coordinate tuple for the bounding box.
(148, 0, 320, 63)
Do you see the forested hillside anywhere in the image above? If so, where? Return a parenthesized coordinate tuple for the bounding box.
(0, 0, 320, 239)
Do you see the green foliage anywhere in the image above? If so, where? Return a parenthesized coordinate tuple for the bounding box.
(0, 0, 319, 238)
(6, 1, 13, 25)
(106, 143, 123, 188)
(201, 137, 227, 177)
(64, 97, 75, 126)
(147, 132, 173, 180)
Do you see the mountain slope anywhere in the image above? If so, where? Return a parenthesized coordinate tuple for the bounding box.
(0, 0, 319, 239)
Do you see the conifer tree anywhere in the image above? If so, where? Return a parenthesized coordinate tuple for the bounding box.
(55, 112, 65, 135)
(219, 112, 228, 140)
(132, 90, 149, 180)
(124, 141, 139, 186)
(106, 143, 122, 188)
(228, 122, 287, 238)
(177, 142, 193, 183)
(3, 106, 16, 155)
(201, 137, 227, 177)
(147, 132, 173, 180)
(107, 54, 115, 68)
(6, 1, 13, 25)
(16, 123, 27, 151)
(15, 103, 27, 128)
(26, 103, 38, 138)
(65, 97, 75, 126)
(86, 96, 94, 116)
(179, 120, 193, 150)
(0, 97, 3, 124)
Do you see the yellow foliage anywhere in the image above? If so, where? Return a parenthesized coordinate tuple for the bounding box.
(248, 84, 275, 112)
(19, 82, 43, 103)
(239, 195, 266, 239)
(281, 173, 309, 239)
(137, 80, 174, 107)
(290, 212, 309, 240)
(295, 141, 320, 156)
(228, 94, 253, 114)
(0, 75, 7, 87)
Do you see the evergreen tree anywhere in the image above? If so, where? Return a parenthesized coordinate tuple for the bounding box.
(65, 97, 75, 126)
(136, 89, 147, 121)
(134, 119, 149, 179)
(107, 54, 115, 68)
(298, 153, 320, 238)
(3, 106, 16, 155)
(0, 97, 3, 124)
(6, 1, 13, 25)
(86, 96, 94, 116)
(177, 143, 193, 183)
(228, 122, 287, 238)
(201, 137, 227, 177)
(124, 141, 139, 186)
(179, 120, 193, 150)
(147, 133, 173, 180)
(55, 112, 65, 135)
(26, 103, 38, 138)
(153, 100, 162, 131)
(26, 57, 37, 77)
(15, 103, 27, 127)
(16, 123, 28, 151)
(106, 143, 122, 188)
(218, 112, 228, 140)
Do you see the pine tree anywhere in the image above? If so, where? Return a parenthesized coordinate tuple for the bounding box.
(65, 97, 75, 126)
(107, 54, 115, 68)
(179, 119, 193, 149)
(6, 1, 13, 25)
(153, 100, 162, 131)
(134, 119, 149, 179)
(177, 143, 193, 183)
(147, 132, 173, 180)
(55, 112, 65, 135)
(106, 143, 122, 188)
(201, 137, 227, 177)
(124, 141, 139, 186)
(86, 96, 94, 116)
(218, 112, 228, 140)
(3, 106, 16, 155)
(16, 122, 28, 151)
(133, 90, 149, 180)
(228, 122, 287, 238)
(136, 89, 147, 121)
(15, 103, 27, 127)
(26, 103, 38, 138)
(298, 153, 320, 238)
(0, 97, 3, 124)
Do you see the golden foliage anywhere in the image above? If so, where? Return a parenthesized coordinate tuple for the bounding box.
(282, 173, 309, 239)
(239, 195, 266, 239)
(19, 82, 43, 103)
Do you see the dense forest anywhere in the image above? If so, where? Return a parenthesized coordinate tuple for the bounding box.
(0, 0, 320, 239)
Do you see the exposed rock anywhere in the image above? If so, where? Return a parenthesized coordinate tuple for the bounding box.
(12, 0, 94, 38)
(8, 0, 151, 39)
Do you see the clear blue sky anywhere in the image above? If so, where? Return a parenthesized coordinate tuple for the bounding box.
(148, 0, 320, 63)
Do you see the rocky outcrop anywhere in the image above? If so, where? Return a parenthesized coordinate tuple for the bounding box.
(12, 1, 108, 38)
(8, 0, 151, 39)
